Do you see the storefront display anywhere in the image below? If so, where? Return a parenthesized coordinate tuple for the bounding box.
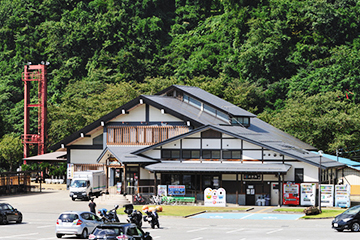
(300, 183, 316, 206)
(283, 183, 300, 205)
(335, 185, 350, 208)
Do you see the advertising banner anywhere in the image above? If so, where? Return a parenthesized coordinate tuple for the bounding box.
(300, 183, 316, 206)
(158, 185, 167, 196)
(204, 188, 226, 207)
(283, 183, 300, 205)
(168, 185, 185, 196)
(67, 164, 74, 180)
(320, 184, 334, 207)
(335, 185, 350, 208)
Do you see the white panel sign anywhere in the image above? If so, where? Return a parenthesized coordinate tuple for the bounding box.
(67, 164, 74, 180)
(204, 188, 226, 207)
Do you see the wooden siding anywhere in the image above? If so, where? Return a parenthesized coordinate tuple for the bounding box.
(107, 126, 189, 145)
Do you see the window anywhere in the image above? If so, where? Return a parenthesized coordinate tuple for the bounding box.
(189, 97, 201, 108)
(161, 150, 180, 159)
(182, 150, 200, 159)
(202, 150, 221, 159)
(217, 111, 229, 121)
(222, 150, 241, 159)
(295, 168, 304, 183)
(231, 117, 250, 127)
(204, 104, 216, 115)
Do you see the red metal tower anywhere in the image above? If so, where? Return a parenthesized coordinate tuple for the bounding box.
(22, 64, 47, 162)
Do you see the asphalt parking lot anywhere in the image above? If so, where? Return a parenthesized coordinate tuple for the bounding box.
(0, 190, 359, 240)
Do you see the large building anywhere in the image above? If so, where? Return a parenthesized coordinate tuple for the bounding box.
(50, 85, 344, 205)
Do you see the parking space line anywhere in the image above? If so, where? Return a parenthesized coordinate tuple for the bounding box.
(0, 232, 39, 239)
(37, 225, 53, 228)
(226, 228, 245, 233)
(187, 227, 207, 233)
(240, 213, 255, 219)
(191, 238, 203, 240)
(266, 228, 283, 234)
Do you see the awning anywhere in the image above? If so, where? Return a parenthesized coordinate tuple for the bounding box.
(23, 151, 67, 162)
(145, 162, 291, 173)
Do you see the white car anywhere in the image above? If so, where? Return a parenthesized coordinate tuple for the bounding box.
(55, 211, 102, 239)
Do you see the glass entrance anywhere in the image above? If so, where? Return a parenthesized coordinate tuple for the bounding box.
(126, 167, 139, 195)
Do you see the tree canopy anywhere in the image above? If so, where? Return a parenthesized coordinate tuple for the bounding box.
(1, 0, 360, 170)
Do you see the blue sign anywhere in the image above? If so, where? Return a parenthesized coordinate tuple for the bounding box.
(168, 185, 185, 195)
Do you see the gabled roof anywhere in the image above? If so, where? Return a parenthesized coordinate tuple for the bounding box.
(133, 125, 345, 169)
(97, 146, 158, 164)
(156, 85, 256, 117)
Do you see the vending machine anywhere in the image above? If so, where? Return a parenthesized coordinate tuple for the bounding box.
(320, 184, 334, 207)
(300, 183, 316, 206)
(283, 183, 300, 205)
(335, 185, 351, 208)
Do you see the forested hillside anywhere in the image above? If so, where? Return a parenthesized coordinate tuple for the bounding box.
(1, 0, 360, 170)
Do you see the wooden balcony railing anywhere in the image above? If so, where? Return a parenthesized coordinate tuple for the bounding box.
(107, 126, 189, 145)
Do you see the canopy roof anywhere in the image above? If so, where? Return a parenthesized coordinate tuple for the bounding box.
(23, 151, 67, 162)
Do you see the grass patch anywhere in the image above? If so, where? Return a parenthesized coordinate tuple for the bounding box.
(118, 205, 248, 217)
(274, 207, 346, 219)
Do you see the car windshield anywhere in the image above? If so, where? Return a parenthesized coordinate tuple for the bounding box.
(70, 180, 88, 188)
(93, 227, 124, 236)
(343, 205, 360, 215)
(59, 213, 79, 222)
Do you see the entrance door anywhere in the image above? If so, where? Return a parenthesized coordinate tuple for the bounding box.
(126, 167, 139, 195)
(246, 184, 255, 205)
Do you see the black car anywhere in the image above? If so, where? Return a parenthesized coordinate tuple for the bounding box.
(88, 223, 152, 240)
(332, 205, 360, 232)
(0, 203, 22, 224)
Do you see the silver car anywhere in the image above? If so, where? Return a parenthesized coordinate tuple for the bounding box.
(55, 211, 102, 239)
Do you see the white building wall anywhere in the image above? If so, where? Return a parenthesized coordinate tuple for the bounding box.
(110, 105, 146, 122)
(283, 161, 318, 182)
(140, 167, 154, 180)
(202, 139, 221, 149)
(182, 139, 201, 149)
(243, 150, 262, 160)
(341, 168, 360, 185)
(222, 139, 241, 149)
(263, 150, 282, 160)
(70, 149, 103, 164)
(142, 149, 161, 159)
(73, 129, 103, 145)
(149, 105, 182, 122)
(162, 140, 181, 149)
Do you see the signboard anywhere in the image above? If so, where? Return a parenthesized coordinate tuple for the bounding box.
(320, 184, 334, 207)
(335, 184, 350, 208)
(283, 183, 300, 205)
(300, 183, 316, 206)
(158, 185, 167, 196)
(168, 185, 185, 196)
(204, 188, 226, 207)
(67, 164, 74, 180)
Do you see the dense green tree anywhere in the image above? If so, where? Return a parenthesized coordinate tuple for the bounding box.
(0, 133, 23, 171)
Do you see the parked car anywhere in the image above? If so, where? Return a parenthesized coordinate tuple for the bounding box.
(0, 203, 22, 224)
(332, 205, 360, 232)
(88, 222, 152, 240)
(55, 211, 102, 238)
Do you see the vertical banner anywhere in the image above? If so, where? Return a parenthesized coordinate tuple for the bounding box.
(300, 183, 316, 206)
(67, 164, 74, 180)
(335, 185, 350, 208)
(158, 185, 167, 196)
(320, 184, 334, 207)
(204, 188, 226, 207)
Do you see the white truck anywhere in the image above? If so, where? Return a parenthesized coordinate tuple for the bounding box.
(69, 170, 106, 201)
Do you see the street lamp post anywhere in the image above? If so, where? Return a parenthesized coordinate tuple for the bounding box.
(318, 150, 323, 212)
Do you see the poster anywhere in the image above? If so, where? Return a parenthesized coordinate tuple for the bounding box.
(283, 183, 300, 205)
(168, 185, 185, 195)
(300, 183, 316, 206)
(158, 185, 167, 196)
(320, 184, 334, 207)
(67, 164, 74, 179)
(204, 188, 226, 207)
(335, 185, 350, 208)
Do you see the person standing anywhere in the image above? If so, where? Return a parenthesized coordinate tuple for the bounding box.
(89, 198, 96, 214)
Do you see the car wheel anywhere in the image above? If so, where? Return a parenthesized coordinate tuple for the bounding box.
(16, 215, 22, 224)
(72, 197, 75, 201)
(56, 233, 63, 238)
(336, 229, 344, 232)
(0, 215, 8, 225)
(81, 228, 88, 239)
(351, 222, 360, 232)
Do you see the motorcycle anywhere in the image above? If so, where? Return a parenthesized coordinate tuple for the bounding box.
(133, 193, 147, 205)
(98, 205, 120, 223)
(123, 204, 142, 228)
(143, 209, 160, 229)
